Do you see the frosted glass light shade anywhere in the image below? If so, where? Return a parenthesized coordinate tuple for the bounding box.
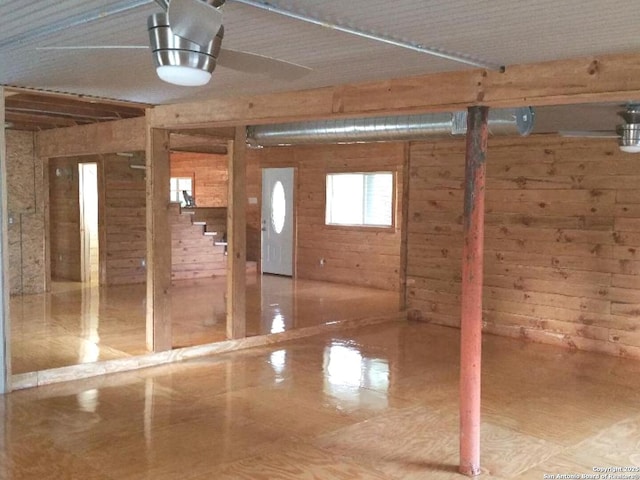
(619, 144, 640, 153)
(156, 65, 212, 86)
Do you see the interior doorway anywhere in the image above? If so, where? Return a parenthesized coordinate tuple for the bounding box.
(261, 167, 294, 276)
(78, 162, 99, 284)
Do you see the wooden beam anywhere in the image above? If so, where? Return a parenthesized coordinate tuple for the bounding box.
(6, 93, 145, 118)
(36, 117, 146, 158)
(4, 87, 150, 110)
(151, 52, 640, 129)
(6, 111, 85, 128)
(399, 142, 410, 311)
(146, 113, 172, 352)
(226, 127, 247, 340)
(97, 157, 108, 286)
(459, 106, 489, 477)
(170, 133, 229, 155)
(0, 87, 11, 393)
(482, 52, 640, 107)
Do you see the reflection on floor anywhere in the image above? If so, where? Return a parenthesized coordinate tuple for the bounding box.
(3, 321, 640, 479)
(10, 275, 400, 374)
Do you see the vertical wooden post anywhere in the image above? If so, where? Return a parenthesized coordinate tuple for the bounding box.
(399, 143, 411, 310)
(0, 87, 11, 393)
(97, 155, 108, 286)
(459, 105, 489, 477)
(226, 126, 247, 340)
(145, 113, 172, 352)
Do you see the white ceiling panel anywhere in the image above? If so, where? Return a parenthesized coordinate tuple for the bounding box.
(1, 0, 639, 105)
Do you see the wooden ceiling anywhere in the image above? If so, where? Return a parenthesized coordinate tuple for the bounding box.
(4, 90, 147, 131)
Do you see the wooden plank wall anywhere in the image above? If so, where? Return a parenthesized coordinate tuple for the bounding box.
(48, 157, 82, 281)
(170, 152, 228, 207)
(170, 203, 227, 281)
(247, 142, 404, 291)
(103, 153, 147, 285)
(407, 135, 640, 359)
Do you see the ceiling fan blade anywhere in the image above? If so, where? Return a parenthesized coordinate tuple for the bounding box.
(37, 46, 147, 50)
(168, 0, 223, 46)
(559, 130, 619, 138)
(217, 48, 311, 80)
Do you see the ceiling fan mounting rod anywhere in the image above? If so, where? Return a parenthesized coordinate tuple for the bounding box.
(231, 0, 505, 71)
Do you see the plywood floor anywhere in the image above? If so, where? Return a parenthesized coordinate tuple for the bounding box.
(10, 275, 400, 374)
(2, 320, 640, 479)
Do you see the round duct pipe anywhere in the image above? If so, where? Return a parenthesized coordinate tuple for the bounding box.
(247, 107, 534, 147)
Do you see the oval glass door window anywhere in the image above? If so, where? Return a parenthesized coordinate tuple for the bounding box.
(271, 181, 286, 234)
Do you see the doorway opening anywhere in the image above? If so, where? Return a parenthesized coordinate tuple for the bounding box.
(78, 162, 99, 284)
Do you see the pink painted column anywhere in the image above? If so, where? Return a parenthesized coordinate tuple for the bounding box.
(459, 105, 489, 477)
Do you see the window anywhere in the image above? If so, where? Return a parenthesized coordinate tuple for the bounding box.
(170, 177, 193, 206)
(325, 172, 394, 227)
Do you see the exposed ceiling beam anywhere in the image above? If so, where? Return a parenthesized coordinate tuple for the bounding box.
(149, 52, 640, 129)
(171, 145, 228, 155)
(3, 92, 146, 131)
(6, 112, 84, 129)
(6, 94, 145, 118)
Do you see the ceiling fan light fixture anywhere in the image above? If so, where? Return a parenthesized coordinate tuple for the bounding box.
(156, 65, 212, 86)
(147, 12, 223, 87)
(618, 123, 640, 153)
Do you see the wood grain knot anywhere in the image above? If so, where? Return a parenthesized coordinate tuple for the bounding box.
(587, 60, 600, 75)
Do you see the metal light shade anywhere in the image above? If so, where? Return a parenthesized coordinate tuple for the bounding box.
(147, 12, 223, 86)
(618, 123, 640, 153)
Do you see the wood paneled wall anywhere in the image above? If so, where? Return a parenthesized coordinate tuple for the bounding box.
(170, 204, 227, 281)
(407, 135, 640, 359)
(170, 152, 228, 207)
(102, 153, 147, 285)
(48, 157, 82, 282)
(6, 131, 45, 294)
(247, 142, 404, 291)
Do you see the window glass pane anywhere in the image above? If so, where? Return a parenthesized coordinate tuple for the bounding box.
(326, 174, 364, 225)
(325, 172, 393, 227)
(364, 173, 393, 226)
(271, 181, 286, 234)
(169, 177, 193, 206)
(178, 178, 192, 190)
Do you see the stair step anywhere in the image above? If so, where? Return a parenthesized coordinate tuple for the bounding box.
(203, 231, 219, 236)
(192, 221, 206, 226)
(214, 241, 228, 246)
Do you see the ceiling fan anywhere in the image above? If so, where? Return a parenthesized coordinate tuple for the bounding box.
(560, 104, 640, 153)
(40, 0, 311, 87)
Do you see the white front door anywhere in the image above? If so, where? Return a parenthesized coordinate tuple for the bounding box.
(261, 167, 294, 276)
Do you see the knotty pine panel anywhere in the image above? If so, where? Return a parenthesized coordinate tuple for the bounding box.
(407, 136, 640, 359)
(103, 154, 147, 285)
(247, 142, 404, 291)
(170, 152, 228, 207)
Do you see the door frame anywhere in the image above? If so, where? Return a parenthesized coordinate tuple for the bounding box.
(260, 167, 297, 277)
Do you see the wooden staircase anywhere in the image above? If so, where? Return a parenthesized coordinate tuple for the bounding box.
(170, 204, 256, 281)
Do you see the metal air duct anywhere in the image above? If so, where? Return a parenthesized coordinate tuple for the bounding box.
(247, 107, 534, 147)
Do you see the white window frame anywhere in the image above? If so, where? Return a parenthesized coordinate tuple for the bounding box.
(325, 171, 395, 228)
